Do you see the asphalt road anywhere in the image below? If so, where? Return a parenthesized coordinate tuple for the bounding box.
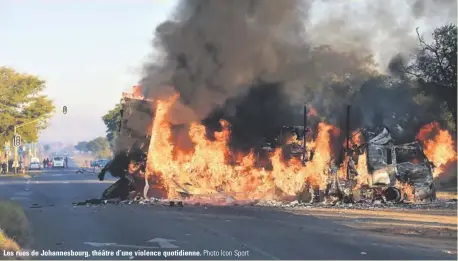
(0, 162, 456, 260)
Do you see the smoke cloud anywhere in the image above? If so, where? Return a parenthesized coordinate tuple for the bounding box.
(136, 0, 456, 152)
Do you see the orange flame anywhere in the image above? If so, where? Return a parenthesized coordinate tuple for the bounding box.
(416, 122, 457, 178)
(132, 84, 143, 98)
(396, 180, 414, 202)
(145, 94, 338, 200)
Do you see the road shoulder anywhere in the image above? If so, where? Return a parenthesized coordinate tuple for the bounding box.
(286, 206, 457, 255)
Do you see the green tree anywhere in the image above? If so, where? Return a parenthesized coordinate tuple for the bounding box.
(75, 137, 111, 158)
(0, 67, 55, 146)
(102, 103, 122, 148)
(404, 24, 457, 125)
(74, 141, 89, 152)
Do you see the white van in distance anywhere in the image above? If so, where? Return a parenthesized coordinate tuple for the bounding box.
(29, 157, 41, 170)
(52, 156, 65, 168)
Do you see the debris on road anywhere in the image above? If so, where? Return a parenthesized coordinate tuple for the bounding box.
(443, 250, 456, 255)
(255, 198, 457, 210)
(73, 196, 185, 208)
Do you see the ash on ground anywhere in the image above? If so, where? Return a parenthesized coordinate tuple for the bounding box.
(255, 198, 457, 210)
(73, 196, 456, 211)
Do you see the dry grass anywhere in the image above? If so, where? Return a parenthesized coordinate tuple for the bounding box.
(295, 208, 457, 224)
(0, 230, 20, 252)
(437, 191, 458, 200)
(289, 207, 457, 241)
(0, 200, 31, 248)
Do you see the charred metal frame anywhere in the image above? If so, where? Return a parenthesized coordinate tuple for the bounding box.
(345, 105, 351, 179)
(303, 105, 307, 164)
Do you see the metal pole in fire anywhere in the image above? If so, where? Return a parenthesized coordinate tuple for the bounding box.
(303, 105, 307, 164)
(345, 105, 351, 180)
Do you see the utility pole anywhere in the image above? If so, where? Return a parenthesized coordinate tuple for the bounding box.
(4, 141, 10, 173)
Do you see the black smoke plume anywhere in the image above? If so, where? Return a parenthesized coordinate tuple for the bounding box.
(134, 0, 456, 155)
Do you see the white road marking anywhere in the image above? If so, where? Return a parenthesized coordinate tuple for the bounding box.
(84, 238, 179, 249)
(6, 178, 33, 201)
(42, 173, 68, 177)
(10, 196, 30, 201)
(147, 238, 179, 248)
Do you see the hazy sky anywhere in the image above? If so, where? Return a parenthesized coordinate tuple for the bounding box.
(0, 0, 178, 144)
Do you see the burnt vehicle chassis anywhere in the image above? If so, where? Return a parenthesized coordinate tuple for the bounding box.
(276, 106, 437, 204)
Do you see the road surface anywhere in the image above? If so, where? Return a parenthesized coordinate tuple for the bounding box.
(0, 162, 456, 260)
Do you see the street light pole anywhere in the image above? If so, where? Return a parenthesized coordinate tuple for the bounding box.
(4, 141, 10, 173)
(13, 126, 18, 173)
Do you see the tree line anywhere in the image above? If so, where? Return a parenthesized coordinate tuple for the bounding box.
(74, 137, 112, 158)
(403, 25, 457, 127)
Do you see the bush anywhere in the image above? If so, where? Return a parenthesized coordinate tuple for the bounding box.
(0, 200, 31, 247)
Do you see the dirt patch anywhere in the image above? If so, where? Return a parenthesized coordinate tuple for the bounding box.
(287, 207, 457, 241)
(0, 200, 31, 248)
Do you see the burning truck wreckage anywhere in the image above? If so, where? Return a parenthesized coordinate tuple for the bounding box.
(66, 0, 458, 212)
(77, 90, 456, 209)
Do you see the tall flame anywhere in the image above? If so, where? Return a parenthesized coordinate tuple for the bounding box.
(145, 94, 338, 200)
(416, 121, 457, 178)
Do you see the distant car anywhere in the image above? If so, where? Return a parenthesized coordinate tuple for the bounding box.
(52, 156, 65, 168)
(29, 161, 41, 170)
(97, 160, 109, 168)
(90, 159, 108, 168)
(90, 160, 99, 167)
